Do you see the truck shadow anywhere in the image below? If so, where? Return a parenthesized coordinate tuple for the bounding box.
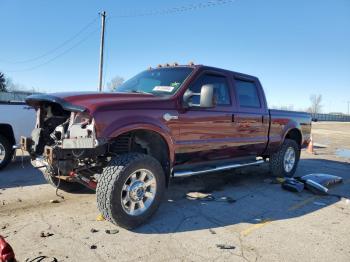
(0, 158, 93, 194)
(135, 158, 350, 234)
(0, 158, 46, 189)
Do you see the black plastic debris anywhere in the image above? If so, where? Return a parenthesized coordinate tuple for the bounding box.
(281, 173, 343, 195)
(216, 244, 236, 250)
(105, 229, 119, 234)
(282, 178, 304, 193)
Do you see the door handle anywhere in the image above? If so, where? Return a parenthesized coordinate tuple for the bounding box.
(163, 113, 179, 122)
(232, 114, 235, 122)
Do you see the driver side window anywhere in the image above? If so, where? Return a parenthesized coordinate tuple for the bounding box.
(188, 74, 230, 106)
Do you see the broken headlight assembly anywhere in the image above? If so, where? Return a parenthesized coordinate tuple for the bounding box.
(61, 112, 97, 149)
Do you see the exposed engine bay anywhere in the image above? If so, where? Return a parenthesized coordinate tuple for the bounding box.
(21, 101, 108, 189)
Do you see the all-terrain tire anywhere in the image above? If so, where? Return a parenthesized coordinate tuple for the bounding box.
(0, 134, 14, 170)
(41, 169, 86, 192)
(269, 139, 300, 177)
(96, 153, 165, 229)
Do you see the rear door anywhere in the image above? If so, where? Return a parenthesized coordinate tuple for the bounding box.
(231, 76, 269, 156)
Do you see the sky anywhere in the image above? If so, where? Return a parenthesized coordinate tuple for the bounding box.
(0, 0, 349, 113)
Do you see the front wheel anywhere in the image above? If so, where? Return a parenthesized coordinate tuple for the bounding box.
(96, 153, 165, 229)
(269, 139, 300, 177)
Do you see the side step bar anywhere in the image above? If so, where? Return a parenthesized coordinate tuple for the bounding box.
(173, 160, 265, 177)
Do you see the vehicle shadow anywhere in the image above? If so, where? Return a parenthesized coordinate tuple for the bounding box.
(0, 157, 93, 194)
(134, 158, 350, 234)
(0, 157, 45, 189)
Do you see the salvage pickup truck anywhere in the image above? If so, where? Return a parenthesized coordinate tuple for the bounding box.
(21, 64, 311, 228)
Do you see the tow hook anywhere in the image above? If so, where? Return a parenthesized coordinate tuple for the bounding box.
(69, 171, 97, 190)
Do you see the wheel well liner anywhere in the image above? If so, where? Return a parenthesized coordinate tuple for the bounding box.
(109, 129, 171, 185)
(285, 128, 302, 146)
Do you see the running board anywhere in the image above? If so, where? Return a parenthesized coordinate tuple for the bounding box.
(173, 160, 265, 177)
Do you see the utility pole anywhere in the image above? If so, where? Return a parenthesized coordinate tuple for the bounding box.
(347, 101, 350, 115)
(98, 11, 106, 92)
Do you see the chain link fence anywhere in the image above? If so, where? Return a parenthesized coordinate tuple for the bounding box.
(311, 113, 350, 122)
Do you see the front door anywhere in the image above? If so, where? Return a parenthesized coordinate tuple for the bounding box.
(176, 72, 238, 164)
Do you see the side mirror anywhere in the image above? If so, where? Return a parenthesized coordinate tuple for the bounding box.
(183, 84, 215, 108)
(199, 84, 215, 108)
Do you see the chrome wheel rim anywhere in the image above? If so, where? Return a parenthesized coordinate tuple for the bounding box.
(0, 143, 6, 164)
(284, 147, 296, 173)
(121, 169, 157, 216)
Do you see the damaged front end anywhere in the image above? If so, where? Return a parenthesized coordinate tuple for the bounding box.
(21, 95, 108, 190)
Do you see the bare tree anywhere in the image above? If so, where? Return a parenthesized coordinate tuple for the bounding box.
(0, 72, 7, 92)
(107, 76, 124, 92)
(308, 94, 322, 114)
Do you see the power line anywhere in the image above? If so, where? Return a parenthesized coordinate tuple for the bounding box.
(0, 15, 99, 64)
(109, 0, 235, 19)
(6, 26, 100, 73)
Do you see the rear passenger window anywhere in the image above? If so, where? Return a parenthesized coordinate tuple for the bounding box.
(235, 79, 261, 108)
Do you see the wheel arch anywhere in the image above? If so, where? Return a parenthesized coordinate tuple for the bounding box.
(284, 128, 302, 147)
(0, 124, 15, 146)
(108, 125, 175, 185)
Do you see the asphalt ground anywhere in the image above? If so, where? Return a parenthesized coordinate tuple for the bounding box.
(1, 122, 349, 262)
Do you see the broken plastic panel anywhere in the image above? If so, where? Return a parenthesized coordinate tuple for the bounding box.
(298, 173, 343, 187)
(282, 178, 305, 193)
(282, 173, 343, 195)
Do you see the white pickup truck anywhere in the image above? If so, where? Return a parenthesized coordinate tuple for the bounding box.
(0, 101, 35, 170)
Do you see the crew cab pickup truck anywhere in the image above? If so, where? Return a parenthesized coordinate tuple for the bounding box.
(21, 64, 311, 228)
(0, 101, 35, 170)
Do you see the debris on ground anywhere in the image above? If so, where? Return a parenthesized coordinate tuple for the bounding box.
(275, 177, 286, 184)
(1, 223, 9, 230)
(90, 228, 99, 233)
(96, 214, 105, 221)
(186, 192, 235, 203)
(25, 256, 58, 262)
(282, 178, 304, 193)
(281, 174, 343, 195)
(90, 245, 97, 250)
(216, 244, 236, 250)
(17, 198, 22, 202)
(299, 174, 343, 188)
(209, 228, 217, 234)
(218, 196, 236, 203)
(105, 229, 119, 234)
(40, 231, 54, 238)
(186, 192, 214, 201)
(49, 199, 60, 204)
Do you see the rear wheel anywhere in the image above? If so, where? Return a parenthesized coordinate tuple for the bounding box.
(269, 139, 300, 177)
(96, 153, 165, 229)
(0, 134, 14, 170)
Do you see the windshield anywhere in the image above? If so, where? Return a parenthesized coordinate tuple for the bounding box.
(115, 67, 193, 95)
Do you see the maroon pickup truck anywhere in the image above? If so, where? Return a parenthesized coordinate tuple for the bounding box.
(21, 64, 311, 228)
